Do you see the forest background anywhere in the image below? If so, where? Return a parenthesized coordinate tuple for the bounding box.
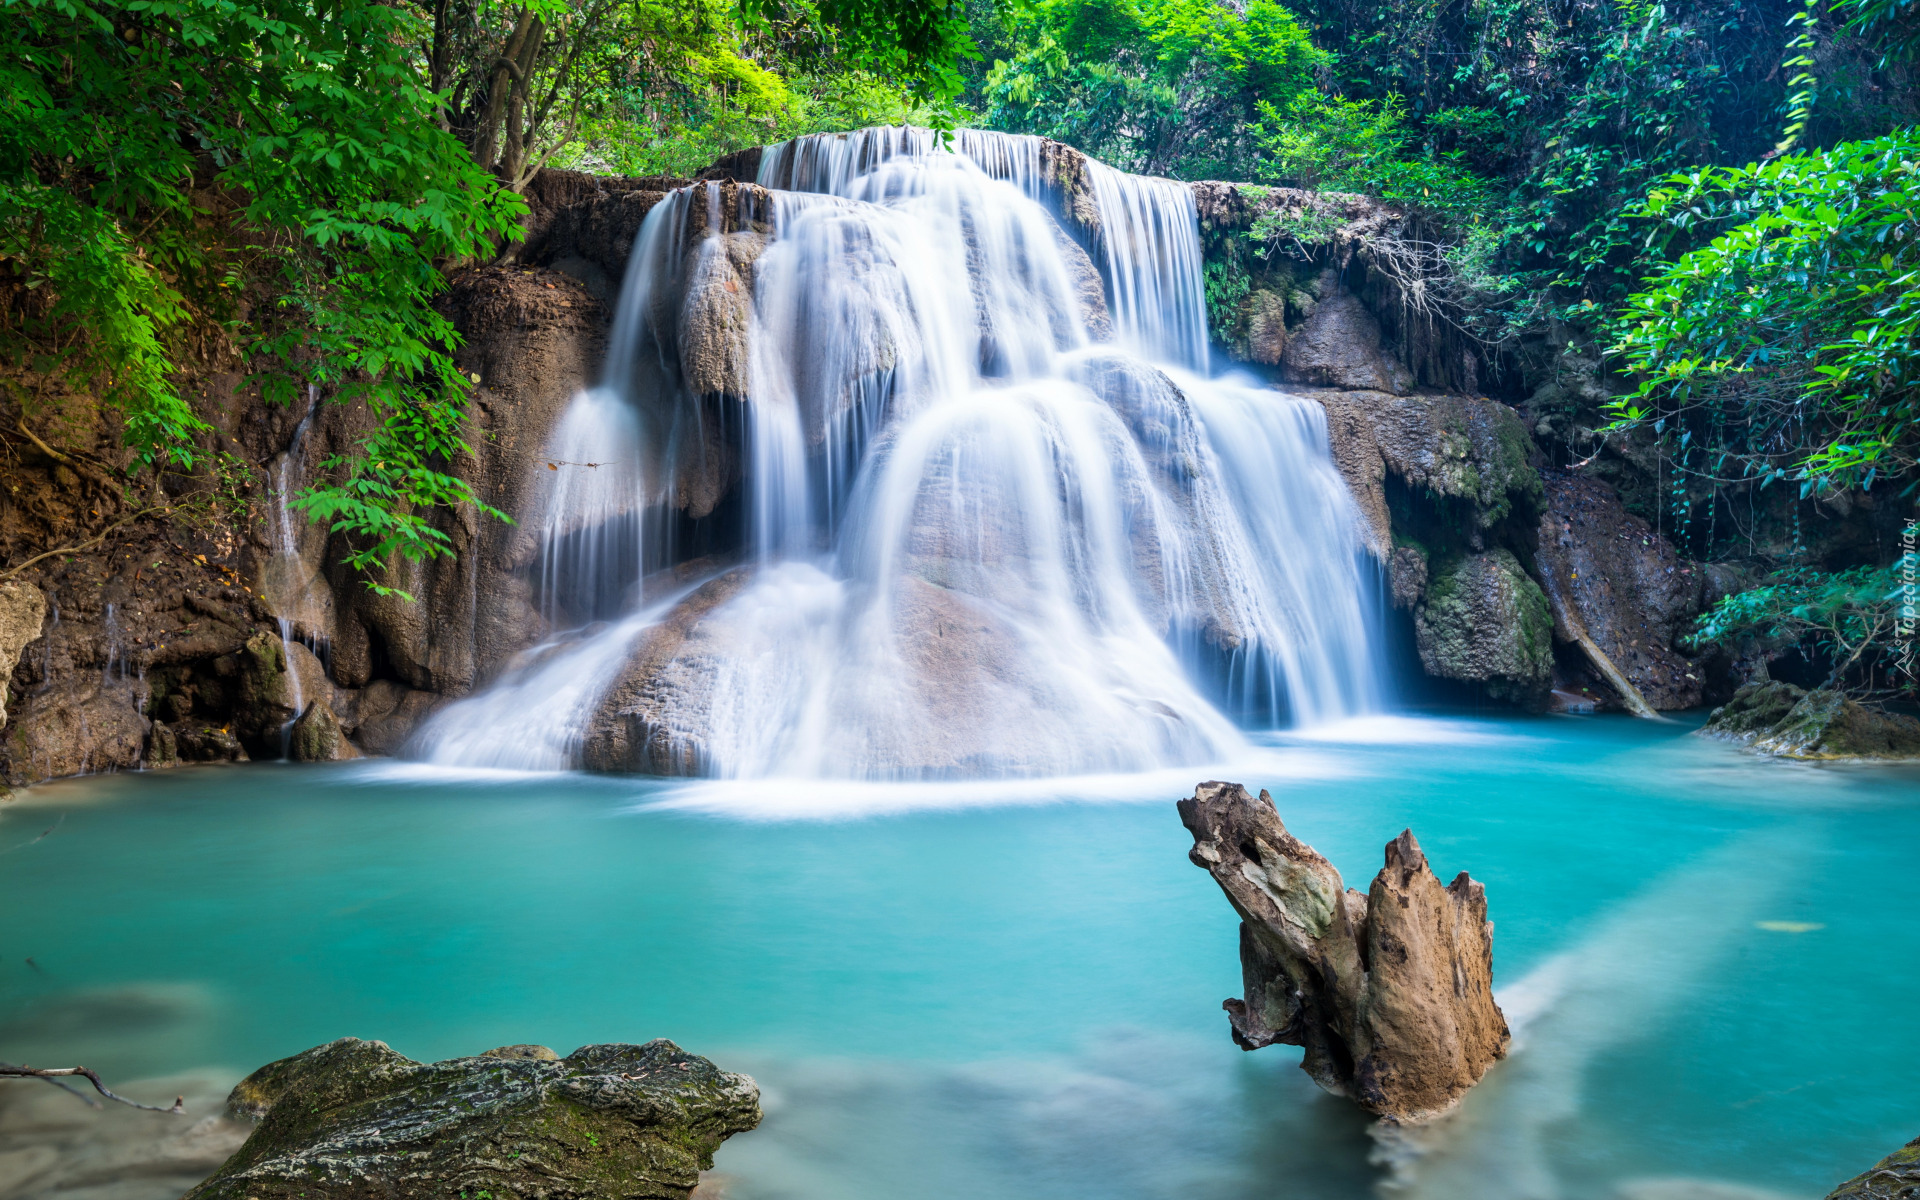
(4, 0, 1918, 696)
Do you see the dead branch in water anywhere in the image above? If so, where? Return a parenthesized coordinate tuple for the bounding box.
(0, 1063, 184, 1113)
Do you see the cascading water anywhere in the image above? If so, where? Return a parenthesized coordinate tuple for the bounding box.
(265, 385, 323, 758)
(412, 128, 1385, 778)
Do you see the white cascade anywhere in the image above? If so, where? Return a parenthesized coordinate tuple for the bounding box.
(413, 128, 1385, 778)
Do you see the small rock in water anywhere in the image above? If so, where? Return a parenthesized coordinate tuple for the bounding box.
(484, 1043, 561, 1061)
(186, 1036, 760, 1200)
(1178, 781, 1511, 1122)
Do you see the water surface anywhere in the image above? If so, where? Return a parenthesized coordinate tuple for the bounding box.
(2, 715, 1915, 1199)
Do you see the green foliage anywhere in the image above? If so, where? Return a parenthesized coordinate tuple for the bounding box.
(0, 183, 203, 464)
(1251, 93, 1498, 224)
(981, 0, 1326, 177)
(1688, 558, 1914, 688)
(2, 0, 523, 592)
(557, 69, 953, 179)
(1609, 129, 1920, 488)
(802, 0, 982, 100)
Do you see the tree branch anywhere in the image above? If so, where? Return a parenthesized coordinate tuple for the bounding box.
(0, 1064, 184, 1113)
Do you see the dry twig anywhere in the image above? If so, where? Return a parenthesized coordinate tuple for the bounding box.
(0, 1063, 184, 1113)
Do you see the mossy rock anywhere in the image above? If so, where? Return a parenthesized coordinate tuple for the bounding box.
(187, 1037, 760, 1200)
(1702, 683, 1920, 760)
(1755, 690, 1920, 760)
(1413, 548, 1553, 703)
(1699, 681, 1807, 744)
(1825, 1133, 1920, 1198)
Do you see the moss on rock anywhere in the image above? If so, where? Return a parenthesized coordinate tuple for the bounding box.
(186, 1037, 760, 1200)
(1824, 1133, 1920, 1198)
(1702, 682, 1920, 760)
(1414, 548, 1554, 704)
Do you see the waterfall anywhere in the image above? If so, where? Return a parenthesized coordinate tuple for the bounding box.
(266, 385, 322, 759)
(411, 129, 1384, 779)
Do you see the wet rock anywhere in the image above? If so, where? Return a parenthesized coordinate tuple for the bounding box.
(1533, 475, 1705, 710)
(163, 720, 250, 765)
(581, 569, 755, 774)
(1824, 1133, 1920, 1198)
(1316, 390, 1541, 559)
(238, 633, 323, 724)
(1415, 549, 1554, 704)
(1178, 781, 1510, 1121)
(3, 680, 149, 780)
(325, 261, 606, 711)
(290, 700, 359, 763)
(0, 581, 46, 727)
(511, 168, 694, 301)
(1700, 680, 1806, 741)
(1038, 137, 1103, 245)
(697, 146, 763, 183)
(679, 232, 768, 399)
(1388, 544, 1428, 612)
(187, 1037, 759, 1200)
(1238, 288, 1288, 364)
(1703, 683, 1920, 760)
(1281, 277, 1414, 394)
(336, 680, 444, 757)
(1049, 220, 1113, 341)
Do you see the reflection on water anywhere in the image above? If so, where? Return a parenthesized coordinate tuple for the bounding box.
(0, 715, 1916, 1200)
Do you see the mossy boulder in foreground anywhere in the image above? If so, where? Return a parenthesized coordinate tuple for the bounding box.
(185, 1037, 760, 1200)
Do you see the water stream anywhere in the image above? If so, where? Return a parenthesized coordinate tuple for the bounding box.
(413, 128, 1382, 778)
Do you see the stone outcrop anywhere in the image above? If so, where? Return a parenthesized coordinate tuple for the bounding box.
(1315, 390, 1542, 559)
(186, 1037, 760, 1200)
(1281, 275, 1415, 394)
(509, 168, 694, 302)
(1824, 1134, 1920, 1199)
(1178, 781, 1510, 1121)
(581, 568, 755, 774)
(0, 581, 45, 728)
(1534, 474, 1705, 711)
(1415, 549, 1554, 704)
(1190, 182, 1484, 395)
(1702, 682, 1920, 759)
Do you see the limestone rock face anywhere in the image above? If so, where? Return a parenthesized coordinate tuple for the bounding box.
(1825, 1134, 1920, 1199)
(678, 230, 769, 399)
(186, 1037, 761, 1200)
(1281, 281, 1414, 394)
(1533, 475, 1706, 709)
(1049, 219, 1114, 341)
(1315, 390, 1542, 559)
(1415, 549, 1554, 704)
(1178, 781, 1510, 1121)
(1703, 682, 1920, 760)
(1388, 543, 1428, 612)
(511, 168, 694, 301)
(3, 679, 149, 780)
(0, 581, 46, 727)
